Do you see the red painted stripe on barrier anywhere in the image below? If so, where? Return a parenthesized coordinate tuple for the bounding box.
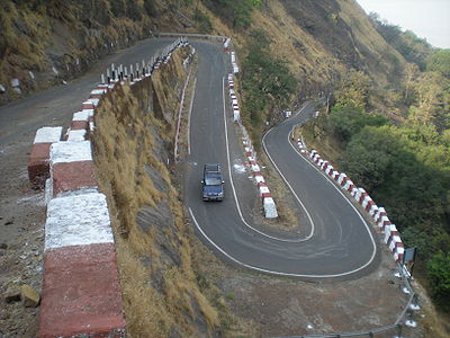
(71, 120, 89, 131)
(28, 143, 52, 188)
(39, 243, 126, 338)
(52, 161, 97, 197)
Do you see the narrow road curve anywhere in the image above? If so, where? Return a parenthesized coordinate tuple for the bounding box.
(186, 40, 379, 279)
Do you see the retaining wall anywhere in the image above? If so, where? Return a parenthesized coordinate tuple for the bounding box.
(29, 38, 190, 338)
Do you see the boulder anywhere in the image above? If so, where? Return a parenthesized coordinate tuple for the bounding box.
(21, 284, 40, 307)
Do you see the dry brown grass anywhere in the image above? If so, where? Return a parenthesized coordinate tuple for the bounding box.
(92, 47, 222, 337)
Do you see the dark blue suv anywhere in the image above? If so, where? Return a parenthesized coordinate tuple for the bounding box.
(201, 163, 224, 201)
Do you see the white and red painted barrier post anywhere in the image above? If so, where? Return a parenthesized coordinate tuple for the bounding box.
(28, 127, 63, 189)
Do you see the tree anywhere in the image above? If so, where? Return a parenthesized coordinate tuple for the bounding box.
(328, 105, 389, 143)
(427, 49, 450, 78)
(427, 251, 450, 311)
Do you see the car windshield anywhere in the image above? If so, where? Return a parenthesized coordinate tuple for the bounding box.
(204, 175, 222, 186)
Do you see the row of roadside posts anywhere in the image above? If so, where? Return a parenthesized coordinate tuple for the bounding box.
(100, 37, 189, 85)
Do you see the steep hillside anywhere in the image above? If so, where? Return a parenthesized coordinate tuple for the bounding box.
(91, 47, 236, 337)
(5, 0, 449, 336)
(1, 0, 408, 109)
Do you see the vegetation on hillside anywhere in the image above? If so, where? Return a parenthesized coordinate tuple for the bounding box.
(240, 29, 297, 140)
(368, 12, 433, 70)
(0, 0, 200, 104)
(304, 47, 450, 312)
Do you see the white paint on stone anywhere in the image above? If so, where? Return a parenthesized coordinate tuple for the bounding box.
(72, 110, 89, 122)
(90, 89, 107, 96)
(34, 127, 63, 144)
(45, 192, 113, 250)
(263, 197, 278, 219)
(50, 140, 92, 164)
(88, 98, 100, 106)
(11, 78, 20, 87)
(255, 175, 265, 184)
(67, 129, 87, 142)
(45, 178, 53, 206)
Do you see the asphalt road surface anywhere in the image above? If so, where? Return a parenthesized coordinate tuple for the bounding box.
(186, 40, 379, 279)
(0, 38, 172, 146)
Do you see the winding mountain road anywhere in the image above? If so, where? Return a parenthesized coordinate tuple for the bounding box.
(185, 40, 379, 278)
(0, 36, 380, 281)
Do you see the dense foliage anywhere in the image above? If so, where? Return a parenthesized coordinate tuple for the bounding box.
(322, 51, 450, 310)
(427, 49, 450, 79)
(240, 30, 297, 138)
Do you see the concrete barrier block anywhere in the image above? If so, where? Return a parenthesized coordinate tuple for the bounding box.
(386, 230, 400, 247)
(375, 207, 387, 223)
(73, 110, 90, 122)
(34, 127, 64, 144)
(254, 175, 265, 184)
(251, 163, 261, 172)
(67, 129, 87, 142)
(394, 244, 405, 262)
(388, 234, 402, 251)
(259, 185, 270, 197)
(369, 204, 379, 218)
(45, 192, 113, 249)
(331, 170, 340, 180)
(379, 216, 391, 232)
(384, 224, 397, 242)
(29, 143, 53, 189)
(82, 101, 95, 110)
(343, 180, 354, 192)
(88, 98, 100, 107)
(28, 127, 63, 188)
(50, 140, 92, 164)
(70, 120, 89, 130)
(354, 188, 365, 202)
(38, 243, 126, 338)
(357, 189, 368, 204)
(89, 88, 107, 99)
(263, 197, 278, 219)
(374, 207, 386, 223)
(52, 161, 97, 197)
(337, 173, 347, 186)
